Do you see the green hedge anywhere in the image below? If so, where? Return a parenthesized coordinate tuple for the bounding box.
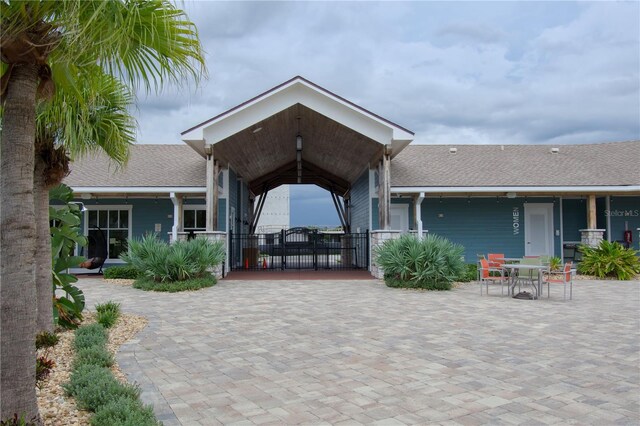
(133, 274, 216, 292)
(65, 319, 159, 424)
(103, 265, 141, 280)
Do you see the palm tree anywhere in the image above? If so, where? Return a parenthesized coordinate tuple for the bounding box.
(34, 66, 136, 334)
(0, 1, 204, 421)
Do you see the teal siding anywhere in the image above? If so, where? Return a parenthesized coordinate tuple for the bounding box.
(609, 196, 640, 250)
(79, 197, 227, 239)
(562, 199, 587, 242)
(80, 198, 173, 241)
(371, 198, 415, 230)
(419, 197, 561, 263)
(350, 169, 370, 233)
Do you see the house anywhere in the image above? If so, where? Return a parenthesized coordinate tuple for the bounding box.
(63, 77, 640, 275)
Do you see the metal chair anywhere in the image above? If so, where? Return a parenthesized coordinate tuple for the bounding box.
(487, 253, 505, 268)
(479, 258, 509, 296)
(543, 262, 575, 300)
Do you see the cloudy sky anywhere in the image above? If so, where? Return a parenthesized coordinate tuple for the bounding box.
(134, 1, 640, 226)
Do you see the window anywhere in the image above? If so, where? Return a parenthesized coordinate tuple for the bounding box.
(183, 207, 206, 231)
(86, 206, 131, 260)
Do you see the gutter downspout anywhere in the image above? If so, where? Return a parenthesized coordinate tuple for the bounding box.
(415, 192, 425, 240)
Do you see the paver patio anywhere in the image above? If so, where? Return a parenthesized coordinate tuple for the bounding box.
(76, 277, 640, 425)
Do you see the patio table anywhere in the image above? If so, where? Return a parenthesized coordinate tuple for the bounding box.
(502, 263, 549, 299)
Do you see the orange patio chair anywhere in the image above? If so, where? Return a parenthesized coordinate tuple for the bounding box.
(543, 262, 575, 300)
(487, 253, 505, 268)
(479, 258, 509, 296)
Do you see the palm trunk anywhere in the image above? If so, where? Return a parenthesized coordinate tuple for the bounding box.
(0, 63, 42, 424)
(34, 158, 54, 334)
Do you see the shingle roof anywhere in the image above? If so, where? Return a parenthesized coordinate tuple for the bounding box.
(64, 144, 205, 188)
(391, 141, 640, 188)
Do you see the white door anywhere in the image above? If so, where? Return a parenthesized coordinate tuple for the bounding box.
(524, 203, 554, 256)
(390, 204, 409, 232)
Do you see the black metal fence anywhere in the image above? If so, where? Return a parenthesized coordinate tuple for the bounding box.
(229, 228, 369, 271)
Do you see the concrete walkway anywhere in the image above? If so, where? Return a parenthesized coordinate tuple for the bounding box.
(76, 278, 640, 425)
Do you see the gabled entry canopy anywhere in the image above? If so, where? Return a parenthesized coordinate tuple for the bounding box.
(181, 76, 414, 196)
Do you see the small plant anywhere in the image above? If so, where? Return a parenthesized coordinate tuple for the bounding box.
(64, 364, 140, 412)
(121, 234, 225, 282)
(0, 414, 38, 426)
(375, 234, 466, 290)
(549, 256, 563, 271)
(103, 265, 141, 280)
(74, 346, 114, 369)
(133, 275, 216, 292)
(95, 301, 121, 315)
(36, 356, 56, 384)
(36, 331, 60, 350)
(74, 324, 108, 351)
(578, 240, 640, 280)
(50, 184, 88, 329)
(95, 301, 121, 328)
(96, 310, 119, 328)
(91, 397, 161, 426)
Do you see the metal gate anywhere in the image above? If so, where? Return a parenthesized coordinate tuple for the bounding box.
(229, 228, 369, 271)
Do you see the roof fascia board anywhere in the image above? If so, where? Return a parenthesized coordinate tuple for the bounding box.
(182, 77, 414, 146)
(391, 186, 640, 194)
(71, 186, 206, 194)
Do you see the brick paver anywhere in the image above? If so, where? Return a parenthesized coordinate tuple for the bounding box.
(76, 278, 640, 425)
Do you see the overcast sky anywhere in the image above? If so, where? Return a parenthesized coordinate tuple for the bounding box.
(134, 1, 640, 226)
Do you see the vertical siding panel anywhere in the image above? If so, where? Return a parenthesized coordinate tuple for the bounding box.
(350, 169, 370, 233)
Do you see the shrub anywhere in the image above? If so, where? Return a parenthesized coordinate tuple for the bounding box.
(64, 364, 140, 412)
(578, 240, 640, 280)
(95, 301, 121, 328)
(121, 234, 225, 282)
(36, 356, 56, 384)
(375, 234, 466, 290)
(96, 310, 119, 329)
(36, 331, 60, 349)
(74, 324, 108, 351)
(549, 256, 563, 271)
(91, 397, 161, 426)
(74, 346, 114, 369)
(103, 265, 141, 280)
(455, 263, 477, 282)
(95, 301, 121, 315)
(133, 275, 216, 292)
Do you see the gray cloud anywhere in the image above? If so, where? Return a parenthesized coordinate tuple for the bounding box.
(134, 1, 639, 147)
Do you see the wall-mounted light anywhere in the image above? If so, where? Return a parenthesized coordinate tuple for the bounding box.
(71, 202, 87, 212)
(252, 126, 262, 134)
(506, 192, 516, 199)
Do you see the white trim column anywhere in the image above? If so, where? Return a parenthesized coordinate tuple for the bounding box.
(205, 147, 219, 231)
(170, 192, 183, 243)
(414, 192, 425, 240)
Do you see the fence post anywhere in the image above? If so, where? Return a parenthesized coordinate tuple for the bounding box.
(280, 228, 286, 271)
(365, 229, 369, 269)
(229, 230, 233, 271)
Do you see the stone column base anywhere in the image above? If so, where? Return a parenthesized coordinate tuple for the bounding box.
(195, 231, 227, 279)
(580, 229, 605, 248)
(370, 230, 402, 279)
